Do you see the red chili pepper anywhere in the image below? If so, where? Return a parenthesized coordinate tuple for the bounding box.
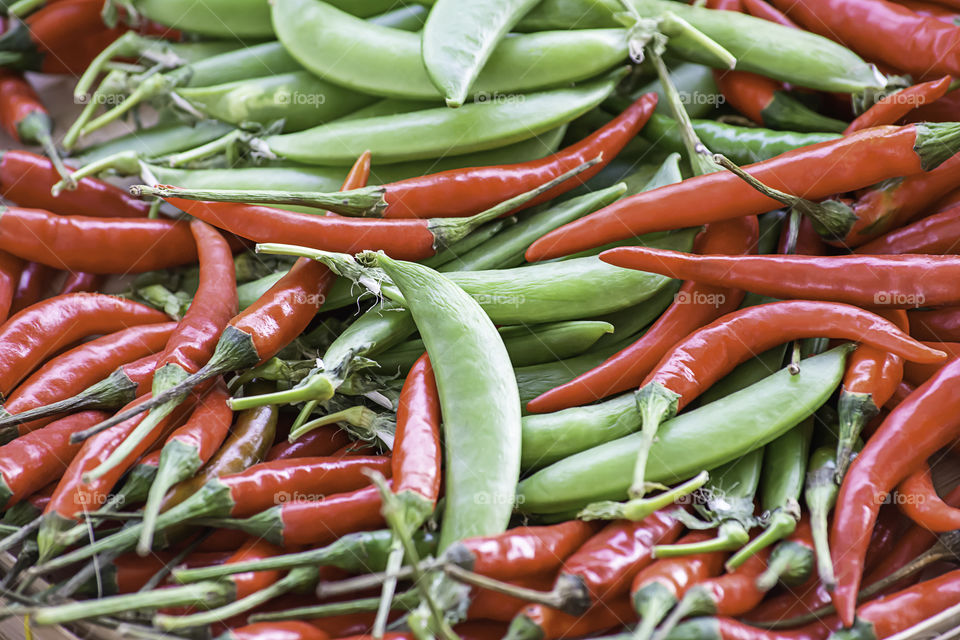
(908, 306, 960, 341)
(0, 71, 73, 181)
(896, 463, 960, 531)
(600, 248, 960, 309)
(672, 617, 833, 640)
(467, 573, 556, 622)
(842, 568, 960, 638)
(266, 426, 352, 462)
(0, 410, 108, 510)
(225, 621, 329, 640)
(0, 0, 115, 73)
(897, 0, 960, 20)
(526, 123, 960, 260)
(772, 0, 960, 77)
(528, 216, 758, 413)
(59, 272, 103, 295)
(0, 293, 168, 398)
(883, 381, 916, 409)
(508, 595, 636, 640)
(0, 251, 23, 325)
(836, 310, 908, 479)
(0, 323, 175, 439)
(740, 0, 801, 26)
(10, 261, 54, 315)
(778, 215, 825, 256)
(0, 207, 198, 273)
(846, 76, 952, 133)
(631, 531, 727, 640)
(450, 520, 600, 582)
(91, 550, 232, 596)
(392, 352, 442, 513)
(855, 204, 960, 255)
(831, 354, 960, 626)
(0, 150, 151, 218)
(840, 154, 960, 247)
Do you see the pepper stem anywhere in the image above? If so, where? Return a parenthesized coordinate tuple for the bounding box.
(52, 150, 142, 196)
(374, 542, 404, 639)
(138, 440, 203, 556)
(62, 69, 130, 152)
(249, 589, 419, 622)
(632, 582, 678, 640)
(73, 32, 151, 100)
(579, 471, 709, 520)
(727, 509, 797, 572)
(163, 129, 246, 168)
(654, 520, 749, 558)
(228, 374, 335, 412)
(80, 72, 177, 139)
(712, 153, 857, 241)
(631, 383, 681, 498)
(755, 538, 813, 592)
(287, 406, 376, 442)
(651, 586, 715, 640)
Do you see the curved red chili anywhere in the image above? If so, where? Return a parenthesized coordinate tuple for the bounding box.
(450, 520, 599, 581)
(59, 272, 103, 295)
(831, 354, 960, 626)
(600, 248, 960, 310)
(0, 150, 151, 218)
(0, 293, 169, 397)
(0, 411, 108, 510)
(225, 622, 329, 640)
(689, 549, 771, 617)
(845, 76, 952, 133)
(771, 0, 960, 78)
(260, 482, 387, 547)
(0, 323, 175, 437)
(10, 261, 54, 315)
(0, 207, 198, 273)
(674, 617, 832, 640)
(896, 463, 960, 532)
(855, 204, 960, 255)
(740, 0, 801, 26)
(0, 252, 22, 325)
(526, 123, 960, 260)
(528, 216, 758, 413)
(0, 72, 66, 176)
(898, 0, 960, 20)
(266, 425, 352, 461)
(393, 352, 442, 508)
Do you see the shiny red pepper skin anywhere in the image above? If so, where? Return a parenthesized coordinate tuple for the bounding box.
(467, 573, 556, 622)
(0, 293, 169, 397)
(2, 323, 176, 435)
(0, 207, 198, 274)
(908, 306, 960, 341)
(771, 0, 960, 78)
(226, 622, 329, 640)
(59, 272, 103, 295)
(0, 411, 108, 509)
(529, 216, 757, 413)
(675, 617, 833, 640)
(602, 248, 960, 309)
(896, 463, 960, 531)
(0, 71, 50, 143)
(393, 353, 441, 506)
(513, 596, 636, 640)
(831, 355, 960, 626)
(0, 252, 23, 325)
(740, 0, 800, 26)
(227, 538, 285, 600)
(0, 150, 151, 218)
(855, 204, 960, 255)
(845, 76, 952, 133)
(101, 550, 232, 595)
(273, 483, 386, 546)
(844, 569, 960, 638)
(631, 531, 727, 611)
(697, 549, 772, 616)
(373, 93, 658, 219)
(527, 125, 947, 261)
(160, 380, 234, 471)
(10, 262, 54, 315)
(266, 426, 352, 461)
(898, 0, 960, 20)
(453, 520, 599, 581)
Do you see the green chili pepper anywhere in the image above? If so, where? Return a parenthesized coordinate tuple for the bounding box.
(378, 320, 614, 374)
(517, 344, 852, 514)
(264, 71, 625, 165)
(725, 417, 813, 570)
(641, 113, 841, 164)
(359, 252, 521, 550)
(628, 0, 885, 94)
(273, 0, 628, 101)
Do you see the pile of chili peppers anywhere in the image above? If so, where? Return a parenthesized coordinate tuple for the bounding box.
(2, 0, 960, 639)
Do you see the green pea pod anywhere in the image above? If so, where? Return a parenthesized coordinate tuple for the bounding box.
(265, 71, 625, 165)
(641, 113, 841, 164)
(427, 220, 511, 271)
(515, 0, 620, 30)
(611, 63, 720, 119)
(176, 72, 378, 133)
(184, 42, 303, 89)
(366, 4, 429, 31)
(72, 121, 234, 165)
(273, 0, 628, 101)
(132, 0, 274, 37)
(360, 252, 521, 550)
(422, 0, 540, 107)
(338, 99, 443, 122)
(629, 0, 885, 94)
(517, 344, 852, 514)
(725, 417, 813, 571)
(378, 320, 614, 373)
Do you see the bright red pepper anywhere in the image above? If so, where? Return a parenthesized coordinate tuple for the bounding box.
(901, 341, 960, 385)
(600, 248, 960, 309)
(266, 426, 352, 462)
(841, 568, 960, 638)
(855, 203, 960, 255)
(673, 618, 833, 640)
(508, 595, 636, 640)
(898, 0, 960, 20)
(831, 355, 960, 626)
(0, 251, 22, 325)
(10, 261, 54, 315)
(896, 463, 960, 531)
(528, 216, 757, 413)
(527, 124, 960, 260)
(846, 76, 952, 133)
(740, 0, 801, 25)
(0, 293, 168, 397)
(225, 621, 329, 640)
(0, 72, 71, 181)
(59, 272, 103, 295)
(467, 573, 556, 622)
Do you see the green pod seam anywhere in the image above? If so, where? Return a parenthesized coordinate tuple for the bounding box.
(273, 0, 628, 101)
(363, 253, 521, 550)
(264, 71, 625, 165)
(133, 0, 274, 37)
(517, 344, 852, 514)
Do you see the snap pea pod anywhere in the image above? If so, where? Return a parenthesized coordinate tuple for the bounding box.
(653, 449, 764, 558)
(422, 0, 540, 107)
(377, 320, 615, 373)
(338, 99, 442, 122)
(641, 114, 841, 164)
(517, 345, 852, 514)
(359, 253, 521, 550)
(515, 0, 621, 30)
(72, 121, 234, 165)
(176, 72, 378, 133)
(366, 4, 429, 30)
(427, 220, 512, 270)
(273, 0, 628, 101)
(628, 0, 885, 94)
(608, 63, 720, 119)
(725, 417, 813, 570)
(265, 72, 625, 165)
